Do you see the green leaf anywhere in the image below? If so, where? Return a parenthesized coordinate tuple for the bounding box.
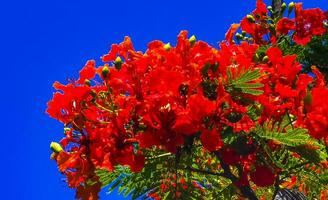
(256, 127, 310, 147)
(227, 68, 264, 95)
(255, 119, 327, 164)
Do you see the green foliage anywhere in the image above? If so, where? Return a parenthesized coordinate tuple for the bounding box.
(291, 164, 328, 199)
(227, 68, 264, 95)
(277, 32, 328, 81)
(277, 36, 306, 62)
(96, 151, 176, 200)
(252, 115, 328, 199)
(96, 145, 244, 200)
(255, 116, 327, 164)
(303, 32, 328, 81)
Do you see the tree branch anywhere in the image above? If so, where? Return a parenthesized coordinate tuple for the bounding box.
(271, 0, 283, 19)
(214, 152, 259, 200)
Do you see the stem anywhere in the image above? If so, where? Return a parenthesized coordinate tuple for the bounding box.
(271, 0, 283, 19)
(93, 102, 113, 113)
(146, 153, 172, 161)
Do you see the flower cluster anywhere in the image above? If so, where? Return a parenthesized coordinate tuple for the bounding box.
(238, 1, 328, 46)
(47, 1, 328, 199)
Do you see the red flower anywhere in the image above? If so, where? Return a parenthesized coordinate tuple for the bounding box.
(293, 3, 326, 46)
(276, 18, 295, 35)
(77, 60, 96, 84)
(54, 150, 93, 188)
(254, 0, 267, 15)
(76, 182, 101, 200)
(250, 165, 276, 187)
(225, 23, 240, 44)
(46, 82, 91, 124)
(240, 0, 268, 44)
(220, 148, 241, 165)
(304, 86, 328, 139)
(275, 83, 298, 98)
(200, 129, 223, 152)
(266, 47, 283, 64)
(101, 36, 134, 62)
(172, 112, 197, 135)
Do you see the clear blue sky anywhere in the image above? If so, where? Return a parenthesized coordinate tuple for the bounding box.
(1, 0, 327, 199)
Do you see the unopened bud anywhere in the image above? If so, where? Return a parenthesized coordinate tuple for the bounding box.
(235, 33, 243, 40)
(114, 56, 123, 70)
(246, 15, 255, 23)
(281, 3, 287, 13)
(64, 127, 71, 134)
(288, 2, 295, 14)
(163, 43, 171, 51)
(254, 103, 263, 115)
(189, 35, 196, 46)
(267, 6, 273, 13)
(262, 56, 269, 63)
(324, 20, 328, 28)
(84, 79, 91, 86)
(101, 66, 109, 78)
(50, 142, 63, 153)
(253, 53, 260, 62)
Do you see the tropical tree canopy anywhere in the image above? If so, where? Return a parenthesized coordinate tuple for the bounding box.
(47, 0, 328, 199)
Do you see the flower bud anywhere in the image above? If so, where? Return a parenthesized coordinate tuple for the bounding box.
(84, 79, 91, 86)
(281, 3, 287, 13)
(253, 53, 260, 62)
(64, 127, 71, 134)
(254, 104, 263, 115)
(235, 33, 243, 40)
(324, 20, 328, 28)
(189, 35, 196, 46)
(50, 142, 63, 153)
(246, 15, 255, 23)
(288, 2, 295, 14)
(267, 6, 273, 13)
(163, 43, 171, 51)
(101, 66, 109, 78)
(262, 56, 269, 63)
(114, 56, 123, 70)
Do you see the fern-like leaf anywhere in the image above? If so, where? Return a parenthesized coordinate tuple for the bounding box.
(227, 68, 264, 95)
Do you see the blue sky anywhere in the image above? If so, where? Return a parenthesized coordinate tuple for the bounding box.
(1, 0, 327, 199)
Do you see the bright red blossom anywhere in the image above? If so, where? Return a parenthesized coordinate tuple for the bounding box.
(293, 3, 327, 45)
(47, 1, 328, 199)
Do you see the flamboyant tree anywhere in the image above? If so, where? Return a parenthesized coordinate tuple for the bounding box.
(47, 0, 328, 199)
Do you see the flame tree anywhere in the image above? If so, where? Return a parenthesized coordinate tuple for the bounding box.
(47, 1, 328, 199)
